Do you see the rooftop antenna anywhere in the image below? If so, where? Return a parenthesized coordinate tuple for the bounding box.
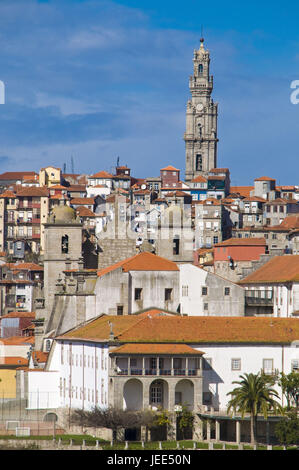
(117, 156, 120, 167)
(63, 163, 66, 174)
(71, 155, 74, 174)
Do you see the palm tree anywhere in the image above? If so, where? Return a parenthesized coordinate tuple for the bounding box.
(227, 372, 282, 445)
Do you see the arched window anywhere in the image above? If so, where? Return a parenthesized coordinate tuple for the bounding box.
(61, 235, 69, 254)
(196, 154, 203, 171)
(198, 64, 203, 74)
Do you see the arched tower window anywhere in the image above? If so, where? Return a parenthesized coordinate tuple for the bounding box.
(198, 64, 203, 74)
(196, 154, 203, 171)
(61, 235, 69, 254)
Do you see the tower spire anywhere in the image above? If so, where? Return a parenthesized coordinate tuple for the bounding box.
(184, 39, 219, 183)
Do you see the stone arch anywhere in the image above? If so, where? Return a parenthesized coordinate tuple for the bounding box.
(43, 412, 58, 423)
(175, 379, 194, 410)
(123, 379, 143, 411)
(149, 379, 169, 410)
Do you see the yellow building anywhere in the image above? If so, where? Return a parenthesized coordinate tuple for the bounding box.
(39, 167, 62, 187)
(0, 357, 28, 399)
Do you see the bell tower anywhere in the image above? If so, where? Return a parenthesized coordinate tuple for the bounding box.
(184, 38, 218, 183)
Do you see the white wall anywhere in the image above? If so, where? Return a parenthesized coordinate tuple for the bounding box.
(193, 343, 299, 411)
(45, 340, 109, 411)
(27, 371, 60, 409)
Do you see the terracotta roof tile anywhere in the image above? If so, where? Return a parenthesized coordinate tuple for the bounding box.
(71, 197, 95, 205)
(76, 206, 96, 217)
(90, 171, 113, 179)
(59, 315, 299, 345)
(0, 311, 35, 319)
(191, 175, 207, 183)
(111, 343, 204, 355)
(32, 351, 49, 363)
(0, 172, 36, 181)
(0, 190, 16, 198)
(230, 186, 254, 198)
(215, 237, 266, 247)
(0, 357, 28, 366)
(97, 252, 179, 277)
(254, 176, 276, 182)
(16, 187, 49, 197)
(1, 336, 34, 345)
(239, 255, 299, 284)
(160, 165, 180, 171)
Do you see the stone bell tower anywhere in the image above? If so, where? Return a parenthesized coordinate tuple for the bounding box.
(184, 38, 218, 183)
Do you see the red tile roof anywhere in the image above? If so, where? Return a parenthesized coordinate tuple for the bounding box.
(279, 215, 299, 230)
(160, 165, 180, 171)
(239, 255, 299, 284)
(191, 175, 207, 183)
(32, 351, 49, 363)
(254, 176, 276, 182)
(230, 186, 254, 198)
(1, 336, 34, 345)
(0, 190, 16, 198)
(0, 311, 35, 319)
(16, 187, 49, 197)
(60, 314, 299, 345)
(215, 237, 266, 247)
(76, 206, 96, 217)
(90, 171, 113, 179)
(111, 343, 204, 355)
(0, 357, 28, 366)
(0, 172, 37, 181)
(97, 252, 179, 277)
(70, 197, 95, 205)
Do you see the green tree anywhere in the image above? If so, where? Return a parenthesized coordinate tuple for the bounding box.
(278, 372, 299, 411)
(275, 410, 299, 447)
(176, 405, 194, 440)
(227, 372, 283, 445)
(71, 406, 147, 441)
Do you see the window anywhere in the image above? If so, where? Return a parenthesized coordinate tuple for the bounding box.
(204, 303, 208, 311)
(202, 287, 208, 296)
(203, 392, 212, 405)
(173, 237, 180, 255)
(263, 359, 273, 374)
(224, 287, 230, 296)
(150, 382, 163, 404)
(61, 235, 69, 254)
(117, 305, 123, 315)
(196, 154, 203, 171)
(175, 392, 182, 405)
(173, 358, 182, 370)
(213, 236, 218, 244)
(165, 288, 172, 301)
(198, 64, 203, 74)
(291, 359, 299, 371)
(130, 358, 137, 367)
(231, 358, 241, 371)
(182, 285, 189, 297)
(134, 288, 142, 301)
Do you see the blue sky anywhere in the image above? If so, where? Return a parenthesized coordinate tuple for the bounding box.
(0, 0, 299, 185)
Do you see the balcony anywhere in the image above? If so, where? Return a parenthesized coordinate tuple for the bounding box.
(245, 291, 273, 307)
(115, 367, 200, 377)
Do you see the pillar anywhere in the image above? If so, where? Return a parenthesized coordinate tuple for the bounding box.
(236, 420, 241, 444)
(266, 421, 270, 445)
(215, 420, 220, 441)
(193, 415, 203, 441)
(206, 420, 211, 441)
